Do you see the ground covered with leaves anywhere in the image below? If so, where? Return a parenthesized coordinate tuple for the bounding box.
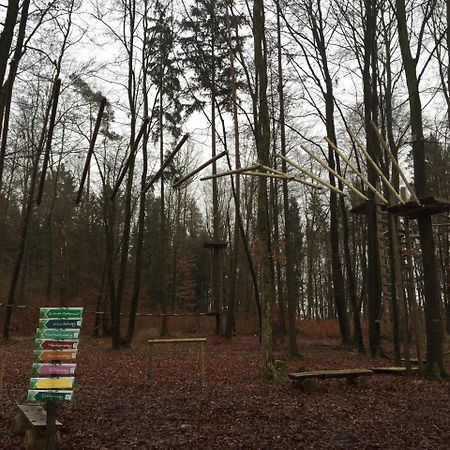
(1, 332, 449, 449)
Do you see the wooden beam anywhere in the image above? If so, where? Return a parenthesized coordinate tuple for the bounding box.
(299, 145, 369, 201)
(173, 150, 227, 188)
(325, 137, 388, 204)
(245, 166, 322, 189)
(347, 127, 404, 204)
(200, 164, 260, 181)
(142, 133, 189, 195)
(279, 154, 346, 195)
(370, 120, 420, 204)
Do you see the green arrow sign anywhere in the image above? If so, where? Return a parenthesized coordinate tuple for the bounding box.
(39, 307, 83, 320)
(39, 319, 82, 329)
(27, 390, 73, 402)
(35, 328, 80, 340)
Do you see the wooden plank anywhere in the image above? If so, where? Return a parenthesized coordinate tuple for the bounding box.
(371, 366, 419, 374)
(289, 369, 373, 381)
(17, 404, 62, 428)
(149, 338, 207, 344)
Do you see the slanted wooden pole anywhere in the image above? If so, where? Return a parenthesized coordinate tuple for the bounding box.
(142, 133, 189, 195)
(199, 340, 206, 387)
(243, 169, 322, 189)
(0, 355, 4, 394)
(36, 78, 61, 205)
(75, 97, 107, 205)
(370, 120, 420, 204)
(173, 151, 227, 188)
(325, 137, 388, 204)
(347, 127, 404, 204)
(200, 164, 260, 181)
(298, 145, 369, 201)
(111, 117, 150, 200)
(279, 154, 346, 195)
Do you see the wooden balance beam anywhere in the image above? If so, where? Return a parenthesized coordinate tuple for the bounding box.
(289, 369, 373, 391)
(147, 338, 207, 387)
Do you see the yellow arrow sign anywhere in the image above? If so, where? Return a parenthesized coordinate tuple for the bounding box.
(29, 377, 75, 390)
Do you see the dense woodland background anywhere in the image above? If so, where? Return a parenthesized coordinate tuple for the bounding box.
(0, 0, 449, 378)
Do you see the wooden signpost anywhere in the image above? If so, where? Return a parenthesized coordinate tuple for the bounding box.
(17, 307, 83, 450)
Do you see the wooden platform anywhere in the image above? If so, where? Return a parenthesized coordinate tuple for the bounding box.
(387, 196, 450, 217)
(15, 404, 62, 429)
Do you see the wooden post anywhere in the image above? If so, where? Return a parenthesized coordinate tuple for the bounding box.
(0, 356, 4, 394)
(46, 401, 57, 450)
(200, 340, 206, 387)
(147, 342, 153, 385)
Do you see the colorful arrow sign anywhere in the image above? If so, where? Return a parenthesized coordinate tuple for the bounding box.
(27, 390, 73, 402)
(31, 364, 76, 377)
(35, 328, 80, 340)
(34, 339, 78, 351)
(30, 377, 75, 390)
(39, 319, 82, 329)
(33, 350, 77, 363)
(39, 307, 83, 320)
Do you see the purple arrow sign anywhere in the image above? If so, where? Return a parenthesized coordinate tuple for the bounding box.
(31, 363, 76, 377)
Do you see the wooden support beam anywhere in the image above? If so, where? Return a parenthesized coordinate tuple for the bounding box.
(173, 150, 227, 188)
(279, 154, 346, 195)
(200, 164, 260, 181)
(243, 169, 322, 189)
(298, 145, 368, 201)
(347, 127, 404, 204)
(325, 137, 388, 204)
(142, 133, 189, 195)
(370, 120, 420, 204)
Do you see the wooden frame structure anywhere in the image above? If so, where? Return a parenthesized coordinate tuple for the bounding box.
(147, 338, 207, 387)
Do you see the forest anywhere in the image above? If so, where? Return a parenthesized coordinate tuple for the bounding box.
(0, 0, 450, 448)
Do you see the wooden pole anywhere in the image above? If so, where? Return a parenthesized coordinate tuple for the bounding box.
(243, 170, 322, 189)
(347, 127, 404, 204)
(75, 97, 107, 205)
(325, 137, 388, 204)
(200, 164, 260, 181)
(298, 145, 369, 201)
(36, 78, 61, 206)
(46, 401, 58, 450)
(370, 120, 420, 204)
(173, 151, 227, 188)
(147, 342, 153, 385)
(0, 355, 4, 394)
(142, 133, 189, 194)
(110, 117, 150, 200)
(200, 340, 206, 387)
(279, 154, 346, 195)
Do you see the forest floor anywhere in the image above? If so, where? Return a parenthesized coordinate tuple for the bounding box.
(0, 327, 449, 450)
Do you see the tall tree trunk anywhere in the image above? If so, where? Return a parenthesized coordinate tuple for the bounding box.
(396, 0, 445, 377)
(276, 0, 299, 355)
(253, 0, 278, 378)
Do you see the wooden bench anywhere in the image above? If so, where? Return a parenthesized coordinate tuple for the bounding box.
(371, 366, 419, 375)
(147, 338, 207, 387)
(289, 369, 373, 391)
(15, 404, 62, 450)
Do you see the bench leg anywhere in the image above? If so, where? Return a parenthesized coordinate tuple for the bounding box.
(147, 343, 153, 385)
(25, 428, 47, 450)
(199, 341, 206, 387)
(293, 379, 314, 393)
(14, 412, 28, 434)
(346, 377, 362, 387)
